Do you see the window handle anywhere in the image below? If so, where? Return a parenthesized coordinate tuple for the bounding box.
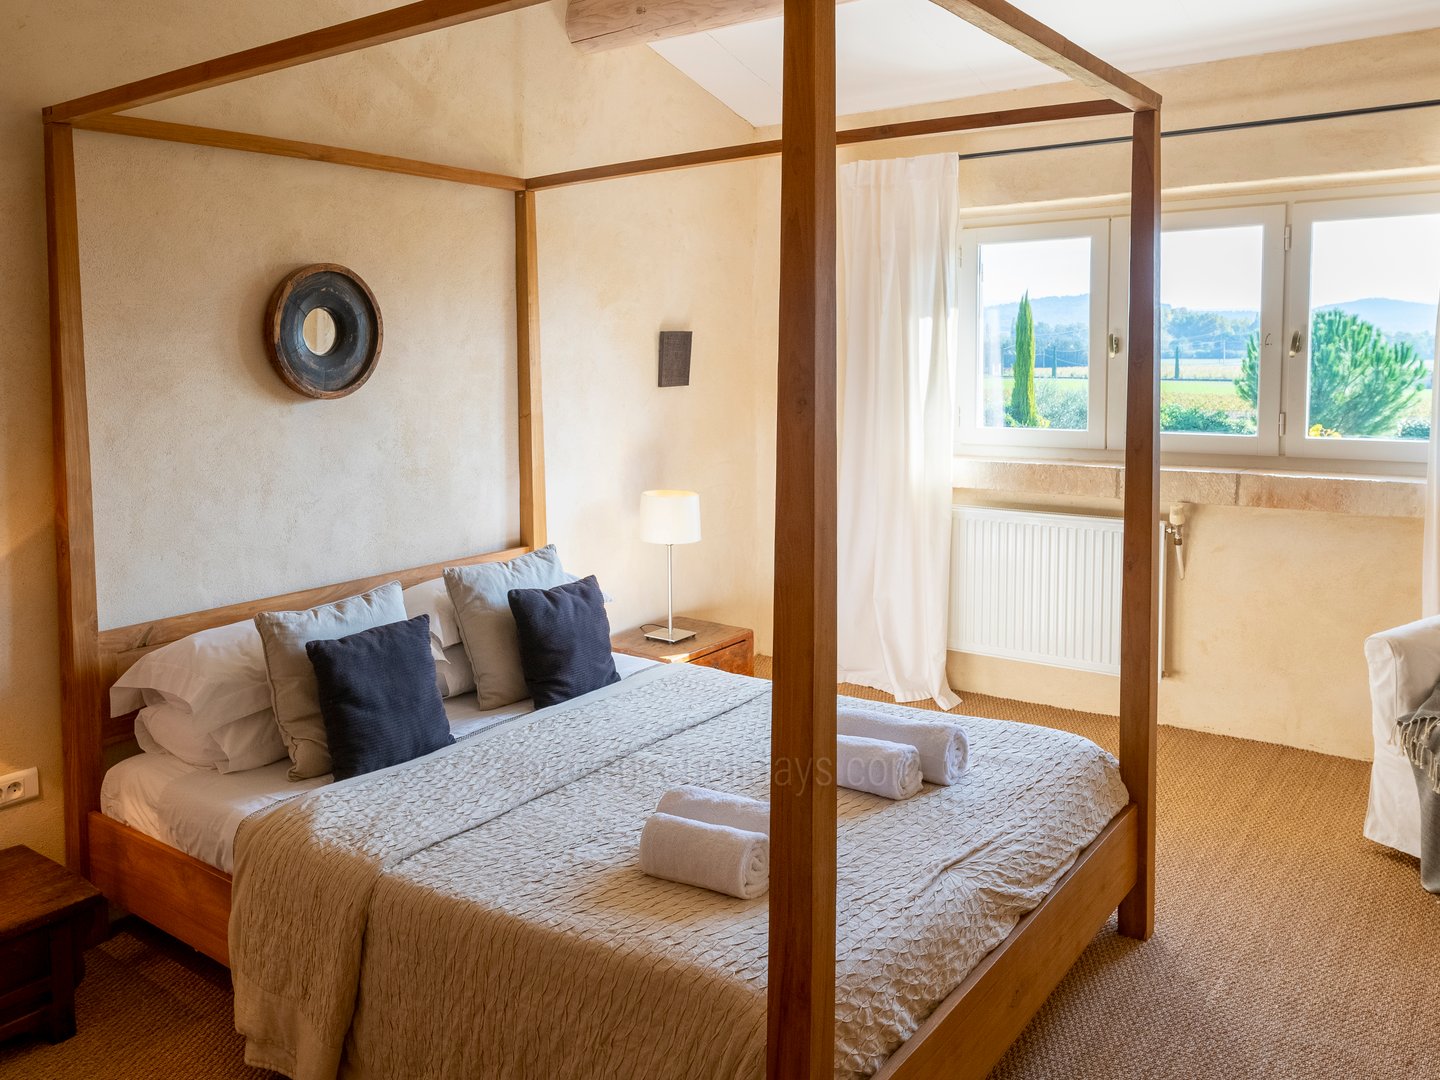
(1108, 332, 1122, 358)
(1288, 330, 1304, 357)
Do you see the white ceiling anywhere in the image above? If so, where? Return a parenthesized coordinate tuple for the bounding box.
(650, 0, 1440, 127)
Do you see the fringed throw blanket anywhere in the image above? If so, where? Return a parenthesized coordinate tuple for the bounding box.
(1398, 680, 1440, 893)
(229, 663, 1128, 1080)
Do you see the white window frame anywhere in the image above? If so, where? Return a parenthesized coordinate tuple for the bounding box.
(957, 218, 1111, 452)
(1282, 191, 1440, 464)
(1109, 205, 1287, 457)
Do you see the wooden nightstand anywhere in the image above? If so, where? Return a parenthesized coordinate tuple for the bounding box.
(612, 617, 755, 677)
(0, 845, 105, 1044)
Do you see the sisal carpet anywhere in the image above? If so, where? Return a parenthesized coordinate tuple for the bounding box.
(3, 662, 1435, 1079)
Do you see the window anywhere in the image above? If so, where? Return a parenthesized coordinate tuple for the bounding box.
(1285, 196, 1440, 461)
(958, 188, 1440, 467)
(959, 220, 1109, 449)
(1135, 205, 1286, 457)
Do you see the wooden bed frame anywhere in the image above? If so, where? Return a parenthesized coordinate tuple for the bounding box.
(43, 2, 1162, 1078)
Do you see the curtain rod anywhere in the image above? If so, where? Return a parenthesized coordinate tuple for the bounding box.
(955, 97, 1440, 163)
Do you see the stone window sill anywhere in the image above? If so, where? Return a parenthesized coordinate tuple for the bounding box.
(952, 458, 1423, 518)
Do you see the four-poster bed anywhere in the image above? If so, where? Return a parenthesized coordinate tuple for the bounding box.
(43, 0, 1162, 1076)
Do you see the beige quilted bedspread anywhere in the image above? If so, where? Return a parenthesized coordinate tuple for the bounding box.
(230, 664, 1128, 1080)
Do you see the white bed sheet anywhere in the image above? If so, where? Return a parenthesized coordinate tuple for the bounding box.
(101, 653, 659, 873)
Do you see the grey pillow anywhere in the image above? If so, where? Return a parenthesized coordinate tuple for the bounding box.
(445, 546, 570, 709)
(254, 580, 407, 780)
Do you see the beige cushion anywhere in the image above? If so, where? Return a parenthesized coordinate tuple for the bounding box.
(445, 546, 569, 709)
(255, 581, 406, 780)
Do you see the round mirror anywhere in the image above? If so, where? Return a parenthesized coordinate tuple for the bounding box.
(302, 308, 338, 355)
(265, 264, 382, 399)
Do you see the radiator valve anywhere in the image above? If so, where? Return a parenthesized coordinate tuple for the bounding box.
(1163, 503, 1189, 580)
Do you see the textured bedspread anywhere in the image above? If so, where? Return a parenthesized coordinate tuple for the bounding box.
(230, 664, 1128, 1080)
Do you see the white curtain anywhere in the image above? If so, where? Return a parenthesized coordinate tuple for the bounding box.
(836, 154, 961, 709)
(1425, 294, 1440, 616)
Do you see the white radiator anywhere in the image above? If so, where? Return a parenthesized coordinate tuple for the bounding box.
(949, 506, 1129, 676)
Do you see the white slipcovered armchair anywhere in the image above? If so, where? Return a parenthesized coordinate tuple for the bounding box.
(1363, 616, 1437, 857)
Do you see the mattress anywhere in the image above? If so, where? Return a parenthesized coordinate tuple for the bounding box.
(100, 652, 659, 873)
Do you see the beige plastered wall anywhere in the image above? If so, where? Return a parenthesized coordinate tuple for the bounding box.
(750, 28, 1440, 761)
(0, 0, 770, 862)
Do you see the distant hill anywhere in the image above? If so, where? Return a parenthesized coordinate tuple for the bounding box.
(1317, 298, 1437, 336)
(983, 294, 1090, 328)
(982, 294, 1434, 338)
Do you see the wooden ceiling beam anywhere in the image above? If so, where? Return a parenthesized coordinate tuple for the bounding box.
(568, 0, 857, 53)
(45, 0, 550, 123)
(925, 0, 1160, 111)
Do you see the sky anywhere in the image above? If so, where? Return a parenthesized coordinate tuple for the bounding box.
(978, 212, 1440, 314)
(979, 236, 1091, 308)
(1309, 213, 1440, 308)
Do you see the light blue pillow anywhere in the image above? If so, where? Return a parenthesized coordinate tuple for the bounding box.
(444, 546, 570, 709)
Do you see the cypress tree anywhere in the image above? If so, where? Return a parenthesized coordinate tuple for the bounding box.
(1008, 292, 1039, 427)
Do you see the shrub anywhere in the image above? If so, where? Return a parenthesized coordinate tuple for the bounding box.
(1160, 401, 1252, 435)
(1398, 416, 1431, 440)
(1034, 379, 1086, 430)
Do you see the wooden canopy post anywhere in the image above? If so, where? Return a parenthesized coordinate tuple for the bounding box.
(45, 121, 104, 874)
(767, 0, 837, 1076)
(1118, 107, 1161, 941)
(514, 190, 546, 549)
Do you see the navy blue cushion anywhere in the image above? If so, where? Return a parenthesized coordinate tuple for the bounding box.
(305, 614, 454, 781)
(507, 576, 619, 709)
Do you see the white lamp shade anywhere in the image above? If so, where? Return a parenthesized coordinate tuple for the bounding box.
(640, 489, 701, 545)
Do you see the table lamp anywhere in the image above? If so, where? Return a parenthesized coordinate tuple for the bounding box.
(640, 489, 701, 643)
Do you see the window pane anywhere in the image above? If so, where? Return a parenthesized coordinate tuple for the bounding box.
(1160, 225, 1262, 436)
(1306, 213, 1440, 441)
(978, 236, 1090, 431)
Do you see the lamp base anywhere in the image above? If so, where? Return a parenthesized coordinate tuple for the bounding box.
(644, 625, 697, 644)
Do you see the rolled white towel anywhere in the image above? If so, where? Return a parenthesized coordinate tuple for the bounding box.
(656, 784, 770, 835)
(837, 735, 923, 801)
(638, 813, 769, 899)
(838, 707, 970, 785)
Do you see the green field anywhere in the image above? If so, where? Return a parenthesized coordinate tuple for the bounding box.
(983, 364, 1432, 437)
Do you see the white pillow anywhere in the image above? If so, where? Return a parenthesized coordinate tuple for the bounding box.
(402, 578, 463, 649)
(111, 619, 272, 722)
(434, 642, 477, 698)
(134, 704, 286, 773)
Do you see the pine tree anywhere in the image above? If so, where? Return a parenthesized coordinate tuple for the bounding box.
(1307, 309, 1425, 437)
(1007, 292, 1040, 427)
(1235, 332, 1259, 407)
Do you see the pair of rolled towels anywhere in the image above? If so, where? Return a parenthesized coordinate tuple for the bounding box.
(637, 709, 970, 899)
(835, 706, 971, 801)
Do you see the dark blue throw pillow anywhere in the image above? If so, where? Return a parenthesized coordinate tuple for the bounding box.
(305, 613, 454, 781)
(508, 575, 620, 709)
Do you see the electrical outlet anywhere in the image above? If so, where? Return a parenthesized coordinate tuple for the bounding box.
(0, 767, 39, 808)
